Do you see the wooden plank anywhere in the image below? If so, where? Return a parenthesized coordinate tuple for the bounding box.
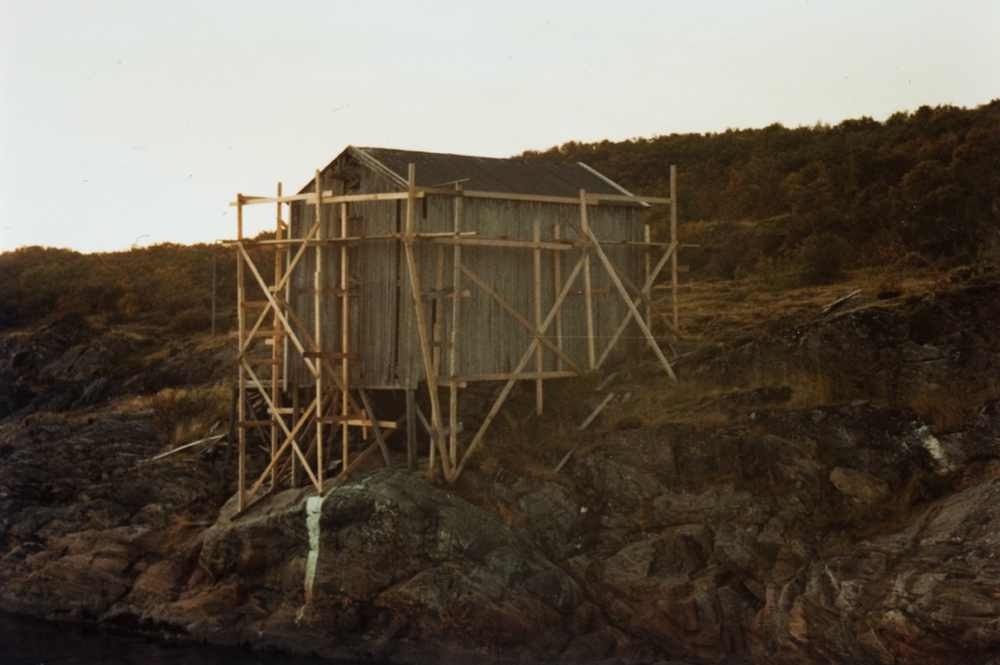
(238, 244, 320, 377)
(580, 190, 596, 370)
(453, 255, 586, 480)
(596, 241, 675, 369)
(233, 188, 670, 209)
(402, 163, 453, 479)
(144, 434, 226, 464)
(670, 164, 679, 331)
(553, 446, 577, 474)
(314, 170, 325, 491)
(583, 226, 677, 381)
(532, 217, 543, 415)
(231, 230, 477, 247)
(231, 190, 414, 207)
(418, 187, 672, 207)
(578, 392, 615, 430)
(290, 388, 300, 486)
(236, 231, 246, 511)
(319, 416, 399, 429)
(357, 388, 392, 466)
(576, 161, 652, 208)
(426, 236, 575, 252)
(451, 370, 577, 383)
(271, 181, 283, 491)
(644, 220, 652, 328)
(339, 201, 350, 472)
(237, 221, 321, 362)
(459, 263, 581, 373)
(432, 245, 445, 375)
(246, 394, 318, 498)
(553, 223, 563, 370)
(448, 184, 463, 467)
(821, 289, 862, 314)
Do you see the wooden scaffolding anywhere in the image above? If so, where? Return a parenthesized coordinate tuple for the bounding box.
(231, 162, 680, 512)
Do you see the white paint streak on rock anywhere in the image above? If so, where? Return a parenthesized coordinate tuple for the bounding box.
(297, 494, 326, 622)
(917, 425, 953, 474)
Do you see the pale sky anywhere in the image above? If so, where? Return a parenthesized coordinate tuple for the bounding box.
(1, 0, 998, 251)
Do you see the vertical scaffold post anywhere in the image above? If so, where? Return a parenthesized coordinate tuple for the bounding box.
(270, 182, 284, 491)
(339, 201, 350, 472)
(644, 218, 652, 330)
(448, 183, 463, 465)
(236, 194, 246, 511)
(553, 223, 563, 371)
(403, 163, 452, 480)
(580, 190, 596, 370)
(313, 170, 324, 491)
(670, 164, 679, 331)
(532, 217, 543, 414)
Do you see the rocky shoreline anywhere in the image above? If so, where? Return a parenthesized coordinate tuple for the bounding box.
(2, 277, 999, 664)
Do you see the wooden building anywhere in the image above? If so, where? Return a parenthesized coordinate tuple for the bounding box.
(232, 146, 679, 511)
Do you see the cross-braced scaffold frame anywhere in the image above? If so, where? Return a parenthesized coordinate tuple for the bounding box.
(230, 163, 680, 511)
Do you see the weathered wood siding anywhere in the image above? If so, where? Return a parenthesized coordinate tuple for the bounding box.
(287, 158, 644, 389)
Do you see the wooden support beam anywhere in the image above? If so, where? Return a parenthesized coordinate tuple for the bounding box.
(580, 190, 596, 370)
(238, 219, 320, 361)
(402, 163, 453, 480)
(532, 217, 543, 415)
(290, 388, 300, 486)
(450, 370, 577, 384)
(426, 236, 575, 252)
(582, 226, 677, 381)
(357, 388, 392, 466)
(448, 184, 463, 467)
(459, 263, 581, 374)
(670, 164, 679, 331)
(432, 246, 445, 376)
(553, 223, 563, 370)
(236, 197, 246, 512)
(578, 392, 615, 431)
(339, 201, 350, 473)
(233, 187, 671, 209)
(644, 220, 652, 329)
(247, 396, 320, 498)
(270, 181, 283, 491)
(314, 170, 325, 491)
(238, 244, 319, 378)
(596, 241, 676, 369)
(453, 255, 586, 481)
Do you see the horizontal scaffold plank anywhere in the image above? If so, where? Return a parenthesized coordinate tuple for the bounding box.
(301, 351, 354, 359)
(419, 187, 671, 207)
(232, 189, 669, 208)
(225, 231, 476, 247)
(319, 417, 400, 429)
(450, 370, 579, 383)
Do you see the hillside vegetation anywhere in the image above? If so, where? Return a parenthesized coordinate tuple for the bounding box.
(0, 238, 275, 330)
(2, 101, 998, 329)
(526, 100, 1000, 280)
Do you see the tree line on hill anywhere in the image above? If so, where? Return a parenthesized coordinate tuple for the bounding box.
(2, 101, 997, 329)
(525, 100, 1000, 280)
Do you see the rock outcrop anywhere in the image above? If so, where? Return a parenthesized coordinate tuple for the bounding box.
(2, 279, 999, 664)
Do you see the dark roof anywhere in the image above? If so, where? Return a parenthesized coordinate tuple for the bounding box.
(345, 146, 629, 197)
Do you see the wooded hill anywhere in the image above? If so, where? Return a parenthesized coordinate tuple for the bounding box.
(2, 101, 998, 328)
(525, 100, 1000, 277)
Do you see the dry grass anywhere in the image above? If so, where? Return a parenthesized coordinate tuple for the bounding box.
(147, 385, 229, 446)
